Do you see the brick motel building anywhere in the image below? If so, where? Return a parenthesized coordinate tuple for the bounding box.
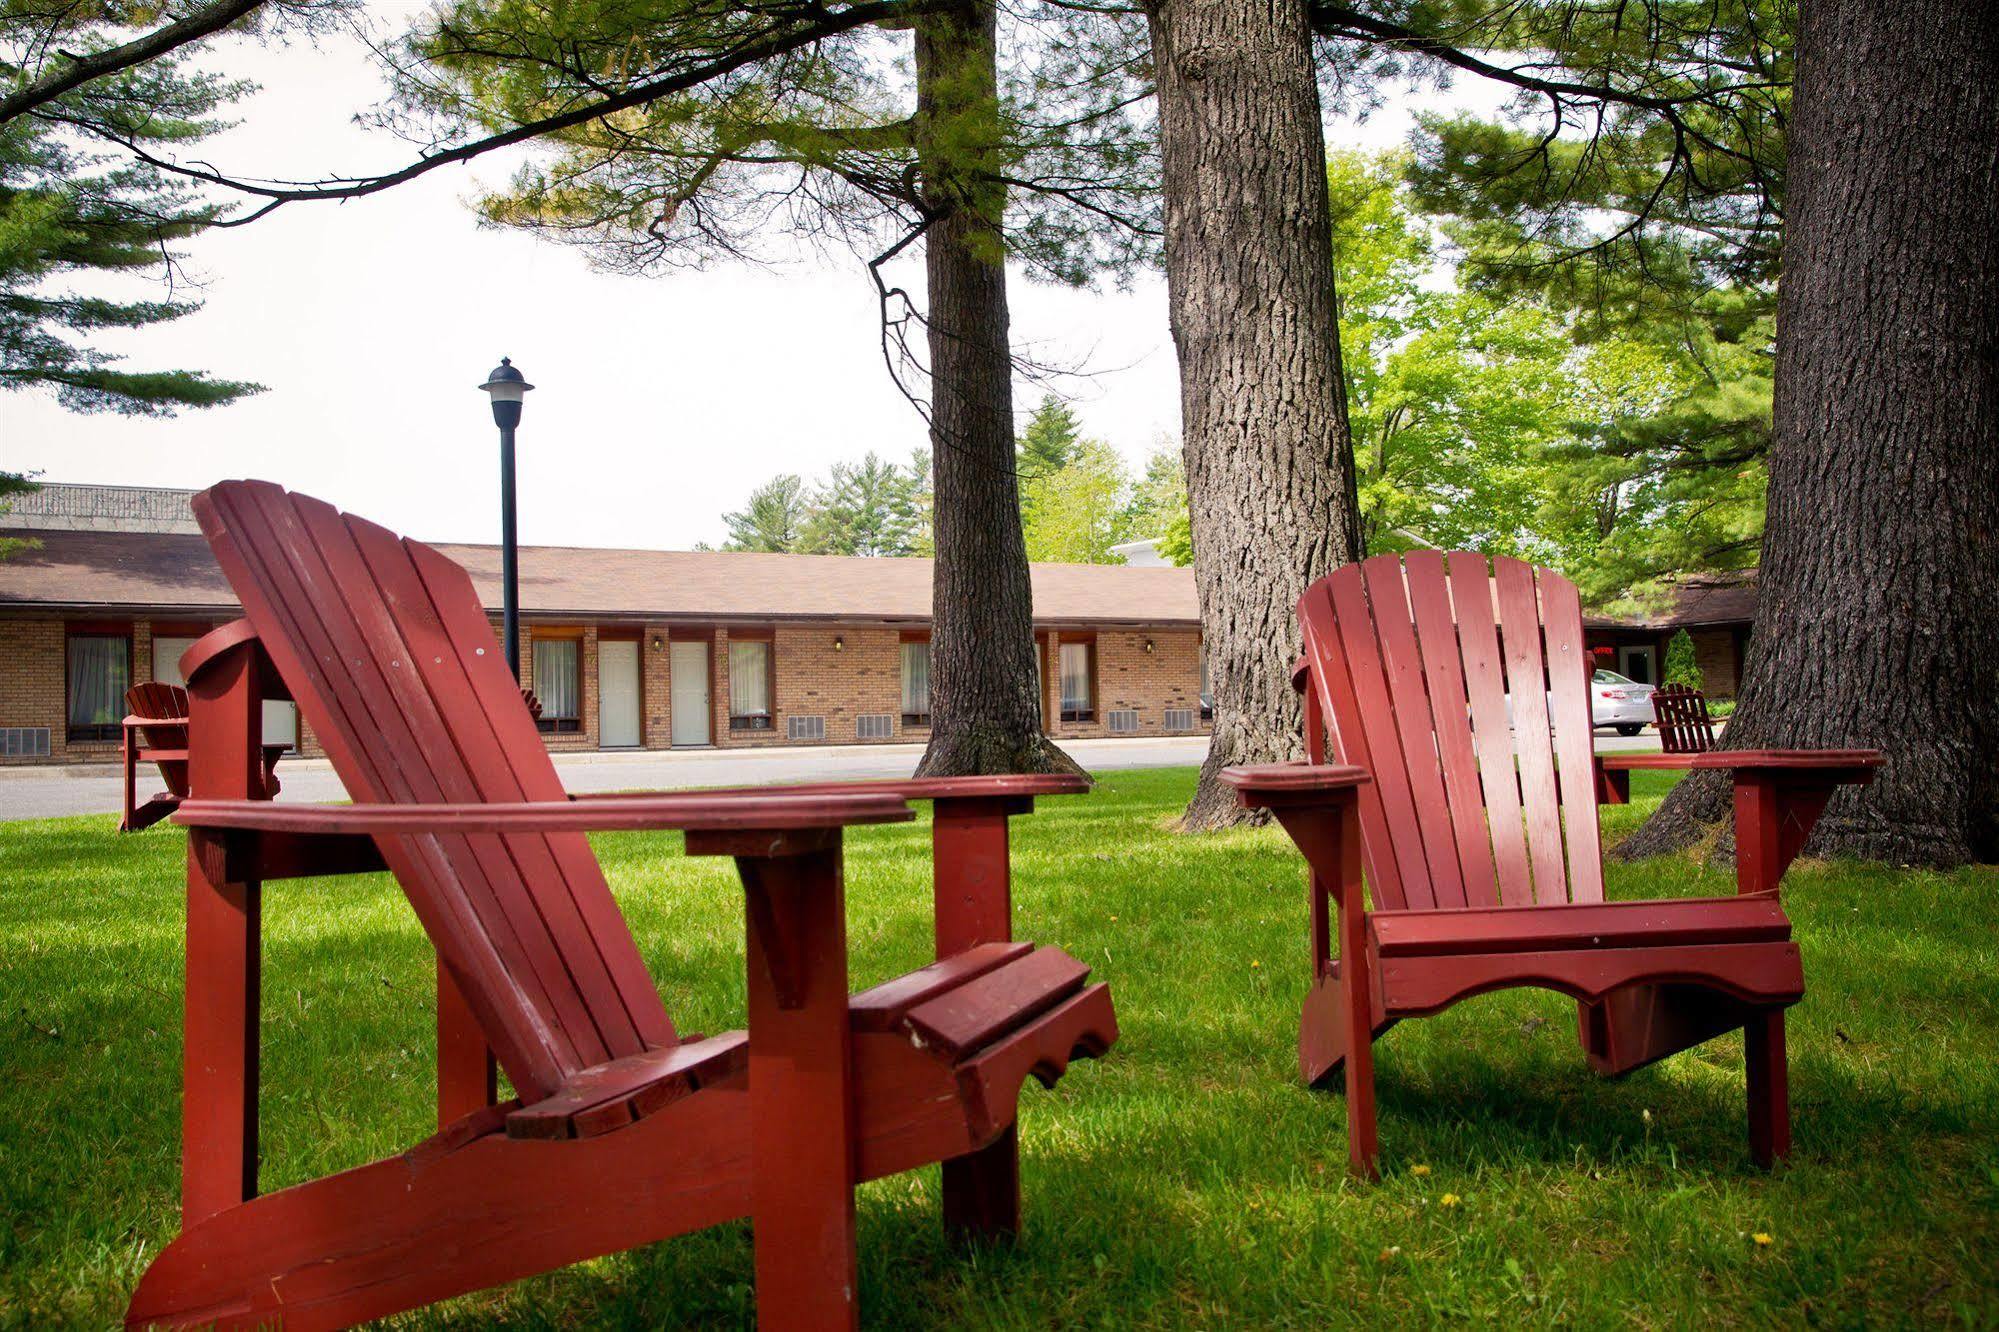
(0, 485, 1213, 766)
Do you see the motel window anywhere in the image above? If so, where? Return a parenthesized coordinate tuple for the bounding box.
(901, 640, 931, 727)
(67, 631, 130, 743)
(154, 631, 298, 749)
(1059, 640, 1095, 723)
(729, 640, 773, 730)
(533, 638, 582, 733)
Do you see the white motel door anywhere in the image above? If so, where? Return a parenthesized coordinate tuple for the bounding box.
(598, 639, 642, 748)
(669, 640, 711, 746)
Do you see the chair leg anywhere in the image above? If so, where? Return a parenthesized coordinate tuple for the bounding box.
(942, 1124, 1021, 1240)
(1342, 955, 1380, 1179)
(743, 849, 860, 1332)
(1346, 1033, 1380, 1180)
(1745, 1009, 1790, 1168)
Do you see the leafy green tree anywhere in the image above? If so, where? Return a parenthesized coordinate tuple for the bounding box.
(1323, 149, 1770, 601)
(1327, 152, 1584, 559)
(1663, 629, 1703, 690)
(1015, 394, 1082, 528)
(1368, 3, 1789, 593)
(802, 452, 923, 556)
(902, 447, 934, 556)
(1120, 444, 1190, 564)
(1, 41, 263, 415)
(1021, 435, 1131, 564)
(1017, 395, 1080, 477)
(721, 474, 809, 552)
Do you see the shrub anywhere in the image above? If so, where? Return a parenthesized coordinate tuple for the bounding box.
(1663, 628, 1704, 690)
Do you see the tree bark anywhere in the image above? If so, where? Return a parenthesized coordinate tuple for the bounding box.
(913, 0, 1080, 777)
(1145, 0, 1363, 829)
(1620, 0, 1999, 866)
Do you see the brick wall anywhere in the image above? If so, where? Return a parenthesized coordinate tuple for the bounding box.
(0, 614, 327, 765)
(1, 612, 1210, 765)
(1691, 629, 1742, 698)
(1045, 630, 1207, 739)
(0, 618, 65, 764)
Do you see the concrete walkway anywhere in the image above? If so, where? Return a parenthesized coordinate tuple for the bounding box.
(0, 729, 1678, 824)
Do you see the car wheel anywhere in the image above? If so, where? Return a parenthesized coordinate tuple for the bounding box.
(1615, 724, 1643, 736)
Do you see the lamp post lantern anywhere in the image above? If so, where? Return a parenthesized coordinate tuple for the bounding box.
(478, 356, 534, 679)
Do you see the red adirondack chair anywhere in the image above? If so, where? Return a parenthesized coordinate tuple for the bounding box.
(119, 681, 283, 832)
(1597, 682, 1723, 803)
(127, 481, 1117, 1330)
(1225, 551, 1879, 1177)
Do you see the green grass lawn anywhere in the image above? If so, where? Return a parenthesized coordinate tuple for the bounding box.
(4, 768, 1997, 1328)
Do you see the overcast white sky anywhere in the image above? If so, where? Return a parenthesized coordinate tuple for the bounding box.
(0, 6, 1501, 550)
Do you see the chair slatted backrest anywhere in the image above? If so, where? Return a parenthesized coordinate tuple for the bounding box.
(126, 682, 192, 794)
(1653, 684, 1717, 754)
(192, 481, 676, 1101)
(1298, 551, 1605, 911)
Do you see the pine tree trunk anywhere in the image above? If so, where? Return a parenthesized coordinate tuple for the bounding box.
(1145, 0, 1363, 829)
(913, 0, 1080, 778)
(1620, 0, 1999, 866)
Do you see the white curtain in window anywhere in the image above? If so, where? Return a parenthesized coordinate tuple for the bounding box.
(68, 635, 129, 727)
(151, 636, 201, 688)
(730, 641, 771, 716)
(1060, 641, 1091, 714)
(901, 641, 931, 716)
(533, 639, 580, 719)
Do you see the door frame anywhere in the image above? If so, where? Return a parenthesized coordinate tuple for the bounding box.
(596, 631, 644, 749)
(669, 635, 714, 748)
(1617, 644, 1659, 685)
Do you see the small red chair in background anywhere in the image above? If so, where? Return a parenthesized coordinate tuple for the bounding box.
(1597, 683, 1720, 804)
(1653, 683, 1719, 754)
(120, 682, 282, 832)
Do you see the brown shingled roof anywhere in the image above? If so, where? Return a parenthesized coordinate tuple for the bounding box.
(0, 527, 1201, 627)
(1586, 570, 1759, 630)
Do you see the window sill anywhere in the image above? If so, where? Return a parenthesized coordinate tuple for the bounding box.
(536, 720, 583, 735)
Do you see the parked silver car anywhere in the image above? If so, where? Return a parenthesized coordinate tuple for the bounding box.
(1590, 668, 1657, 735)
(1504, 668, 1659, 736)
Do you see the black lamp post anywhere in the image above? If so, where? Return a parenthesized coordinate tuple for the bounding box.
(478, 356, 534, 679)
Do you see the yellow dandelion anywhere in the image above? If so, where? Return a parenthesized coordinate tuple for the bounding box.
(1752, 1232, 1773, 1247)
(1250, 960, 1261, 969)
(1440, 1193, 1461, 1208)
(1410, 1164, 1431, 1178)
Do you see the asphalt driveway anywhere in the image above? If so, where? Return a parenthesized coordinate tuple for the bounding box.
(0, 729, 1680, 824)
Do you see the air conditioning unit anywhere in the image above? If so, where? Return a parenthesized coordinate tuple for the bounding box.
(1108, 710, 1139, 734)
(856, 715, 894, 740)
(0, 727, 50, 757)
(786, 715, 826, 742)
(1164, 708, 1196, 731)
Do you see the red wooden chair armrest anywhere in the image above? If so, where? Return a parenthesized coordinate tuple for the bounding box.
(1600, 748, 1881, 780)
(1222, 762, 1371, 809)
(172, 791, 915, 836)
